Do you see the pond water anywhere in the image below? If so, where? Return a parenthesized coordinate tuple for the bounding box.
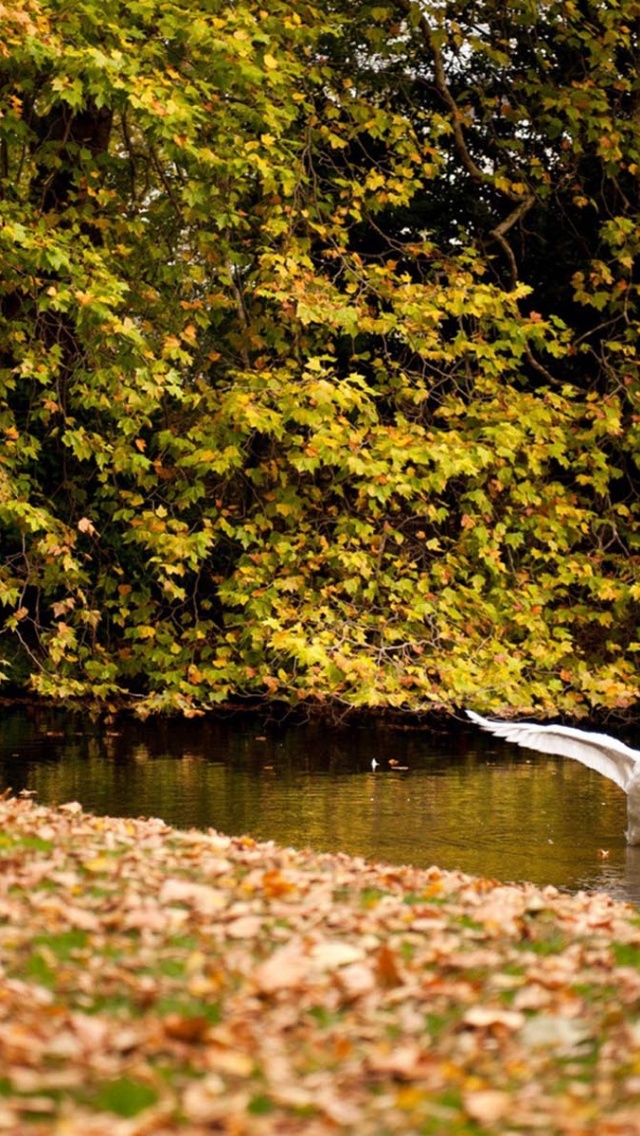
(0, 707, 638, 904)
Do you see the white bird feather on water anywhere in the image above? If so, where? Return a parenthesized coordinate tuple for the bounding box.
(466, 709, 640, 843)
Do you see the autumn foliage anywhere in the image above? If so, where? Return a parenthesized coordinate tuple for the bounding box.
(3, 0, 640, 715)
(2, 793, 640, 1133)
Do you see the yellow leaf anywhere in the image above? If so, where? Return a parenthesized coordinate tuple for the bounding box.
(82, 856, 116, 874)
(137, 626, 156, 639)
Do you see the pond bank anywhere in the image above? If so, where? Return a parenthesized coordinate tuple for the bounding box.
(3, 692, 639, 729)
(1, 793, 640, 1134)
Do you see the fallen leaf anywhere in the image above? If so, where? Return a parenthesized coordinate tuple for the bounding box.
(520, 1013, 592, 1053)
(254, 941, 310, 994)
(163, 1014, 211, 1043)
(463, 1088, 511, 1124)
(226, 915, 263, 938)
(310, 941, 365, 969)
(375, 942, 403, 987)
(462, 1006, 525, 1031)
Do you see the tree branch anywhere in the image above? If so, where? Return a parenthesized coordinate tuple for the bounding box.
(392, 0, 489, 187)
(489, 194, 535, 287)
(391, 0, 535, 284)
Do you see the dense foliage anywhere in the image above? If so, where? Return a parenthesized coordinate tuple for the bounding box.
(2, 0, 640, 716)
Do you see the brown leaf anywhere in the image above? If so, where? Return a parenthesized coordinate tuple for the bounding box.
(254, 941, 310, 994)
(159, 878, 225, 914)
(337, 961, 376, 1000)
(375, 942, 403, 988)
(310, 941, 364, 969)
(163, 1013, 211, 1043)
(367, 1042, 425, 1078)
(463, 1007, 525, 1032)
(226, 915, 263, 939)
(463, 1089, 511, 1124)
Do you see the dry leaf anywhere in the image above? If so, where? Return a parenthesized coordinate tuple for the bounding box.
(310, 941, 364, 969)
(254, 941, 310, 994)
(463, 1089, 511, 1124)
(462, 1006, 525, 1031)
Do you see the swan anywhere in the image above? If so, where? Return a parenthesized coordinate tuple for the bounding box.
(466, 709, 640, 844)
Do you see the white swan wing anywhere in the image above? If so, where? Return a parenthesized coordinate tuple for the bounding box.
(466, 710, 640, 792)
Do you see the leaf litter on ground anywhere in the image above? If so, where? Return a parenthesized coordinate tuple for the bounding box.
(1, 792, 640, 1133)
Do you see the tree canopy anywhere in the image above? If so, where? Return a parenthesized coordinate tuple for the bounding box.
(2, 0, 640, 717)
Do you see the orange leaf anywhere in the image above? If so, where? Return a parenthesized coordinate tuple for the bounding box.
(375, 943, 402, 988)
(262, 869, 295, 898)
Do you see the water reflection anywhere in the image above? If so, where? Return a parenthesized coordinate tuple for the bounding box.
(0, 708, 637, 903)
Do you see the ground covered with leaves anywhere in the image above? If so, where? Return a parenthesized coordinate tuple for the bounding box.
(2, 794, 640, 1134)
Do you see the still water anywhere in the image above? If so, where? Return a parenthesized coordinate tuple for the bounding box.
(0, 708, 637, 903)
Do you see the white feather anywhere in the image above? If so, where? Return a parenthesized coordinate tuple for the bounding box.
(466, 709, 640, 792)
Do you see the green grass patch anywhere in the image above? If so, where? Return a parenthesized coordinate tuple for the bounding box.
(90, 1077, 159, 1118)
(332, 886, 352, 902)
(0, 831, 54, 853)
(518, 917, 570, 956)
(402, 891, 449, 907)
(307, 1005, 345, 1028)
(32, 929, 88, 958)
(359, 886, 389, 908)
(82, 993, 139, 1016)
(424, 1012, 450, 1039)
(25, 951, 56, 986)
(612, 942, 640, 967)
(248, 1094, 276, 1116)
(154, 996, 222, 1023)
(20, 930, 90, 987)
